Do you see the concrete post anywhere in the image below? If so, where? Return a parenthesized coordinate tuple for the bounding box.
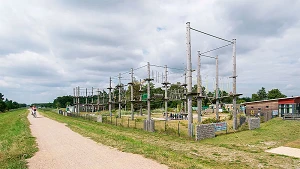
(130, 68, 134, 120)
(108, 77, 112, 117)
(216, 55, 219, 120)
(139, 79, 143, 116)
(232, 39, 237, 130)
(118, 73, 121, 118)
(92, 87, 94, 113)
(184, 70, 187, 114)
(147, 62, 151, 121)
(77, 86, 80, 115)
(97, 89, 100, 112)
(186, 22, 193, 137)
(102, 90, 105, 111)
(197, 51, 202, 123)
(73, 88, 76, 113)
(164, 65, 168, 119)
(85, 88, 88, 112)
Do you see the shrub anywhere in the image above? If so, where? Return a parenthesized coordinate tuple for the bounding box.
(202, 117, 222, 124)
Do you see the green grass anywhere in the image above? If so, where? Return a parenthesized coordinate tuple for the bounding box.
(0, 109, 38, 169)
(40, 109, 300, 169)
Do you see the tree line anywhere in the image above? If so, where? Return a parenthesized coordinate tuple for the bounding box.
(50, 83, 287, 110)
(0, 93, 27, 112)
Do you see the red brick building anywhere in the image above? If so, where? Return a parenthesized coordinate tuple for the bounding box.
(243, 96, 300, 119)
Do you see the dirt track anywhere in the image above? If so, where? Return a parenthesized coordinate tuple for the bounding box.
(27, 111, 168, 169)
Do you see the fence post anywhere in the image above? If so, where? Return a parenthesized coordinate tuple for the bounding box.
(128, 118, 130, 127)
(116, 117, 117, 126)
(111, 116, 112, 124)
(134, 119, 136, 128)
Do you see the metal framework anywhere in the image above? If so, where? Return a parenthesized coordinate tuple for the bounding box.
(186, 22, 240, 136)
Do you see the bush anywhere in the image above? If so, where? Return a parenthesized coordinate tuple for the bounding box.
(223, 110, 229, 113)
(201, 117, 223, 124)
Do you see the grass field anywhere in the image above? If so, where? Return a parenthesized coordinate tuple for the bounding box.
(0, 109, 38, 169)
(60, 108, 231, 138)
(40, 109, 300, 169)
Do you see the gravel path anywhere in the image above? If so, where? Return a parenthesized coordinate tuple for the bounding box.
(266, 146, 300, 158)
(27, 111, 168, 169)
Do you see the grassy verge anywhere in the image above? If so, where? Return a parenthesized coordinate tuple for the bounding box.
(0, 109, 38, 169)
(40, 109, 300, 169)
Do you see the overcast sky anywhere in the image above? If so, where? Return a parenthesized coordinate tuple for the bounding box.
(1, 0, 300, 104)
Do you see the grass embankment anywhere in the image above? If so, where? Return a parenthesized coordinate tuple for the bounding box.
(40, 109, 300, 169)
(0, 109, 38, 169)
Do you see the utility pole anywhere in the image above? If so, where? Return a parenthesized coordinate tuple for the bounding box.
(118, 73, 122, 118)
(97, 88, 100, 112)
(130, 68, 134, 120)
(73, 88, 76, 113)
(146, 62, 152, 121)
(139, 79, 143, 116)
(215, 55, 219, 120)
(102, 90, 105, 111)
(197, 51, 204, 123)
(183, 69, 187, 115)
(186, 22, 193, 137)
(77, 86, 80, 115)
(85, 88, 88, 112)
(232, 39, 237, 130)
(92, 87, 94, 113)
(108, 77, 112, 117)
(162, 65, 169, 119)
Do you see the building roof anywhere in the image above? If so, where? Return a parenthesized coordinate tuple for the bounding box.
(243, 96, 300, 105)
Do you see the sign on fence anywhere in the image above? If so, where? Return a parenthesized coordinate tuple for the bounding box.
(213, 122, 227, 132)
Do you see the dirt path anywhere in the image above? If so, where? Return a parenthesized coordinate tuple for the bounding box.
(27, 111, 168, 169)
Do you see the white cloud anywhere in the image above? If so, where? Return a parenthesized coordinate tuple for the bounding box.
(0, 0, 300, 104)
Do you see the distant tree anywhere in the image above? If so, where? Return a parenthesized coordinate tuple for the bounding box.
(241, 97, 251, 102)
(237, 97, 251, 103)
(0, 93, 4, 101)
(251, 94, 260, 101)
(257, 87, 267, 100)
(55, 102, 61, 109)
(0, 101, 6, 112)
(0, 93, 6, 112)
(53, 96, 73, 108)
(5, 99, 13, 111)
(267, 89, 286, 99)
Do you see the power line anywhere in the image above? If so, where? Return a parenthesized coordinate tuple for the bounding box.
(150, 64, 185, 71)
(190, 27, 232, 43)
(200, 43, 232, 55)
(134, 64, 147, 71)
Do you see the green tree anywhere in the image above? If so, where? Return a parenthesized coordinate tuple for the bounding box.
(251, 93, 259, 101)
(5, 99, 13, 111)
(267, 89, 286, 99)
(257, 87, 267, 100)
(53, 95, 73, 108)
(55, 102, 61, 109)
(0, 93, 7, 112)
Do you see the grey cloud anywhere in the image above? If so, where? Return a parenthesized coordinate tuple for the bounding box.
(220, 0, 299, 37)
(1, 0, 300, 104)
